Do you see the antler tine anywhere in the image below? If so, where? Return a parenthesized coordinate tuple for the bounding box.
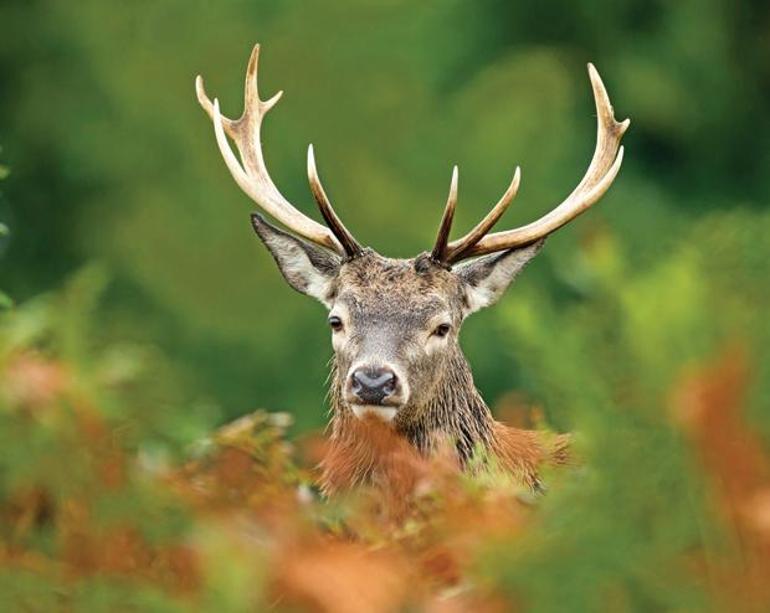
(443, 166, 521, 264)
(196, 44, 346, 255)
(307, 145, 363, 257)
(431, 165, 459, 263)
(452, 63, 629, 261)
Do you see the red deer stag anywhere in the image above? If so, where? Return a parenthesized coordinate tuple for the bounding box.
(195, 45, 629, 493)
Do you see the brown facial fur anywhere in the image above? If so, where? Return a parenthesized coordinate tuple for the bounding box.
(329, 253, 465, 415)
(249, 214, 566, 495)
(317, 251, 568, 494)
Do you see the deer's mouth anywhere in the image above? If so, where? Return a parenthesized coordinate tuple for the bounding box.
(350, 404, 399, 422)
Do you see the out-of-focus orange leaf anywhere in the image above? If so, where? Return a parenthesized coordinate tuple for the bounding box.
(2, 351, 68, 411)
(270, 540, 414, 613)
(671, 346, 770, 606)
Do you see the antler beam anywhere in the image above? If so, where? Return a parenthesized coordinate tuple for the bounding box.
(196, 44, 360, 257)
(441, 63, 629, 264)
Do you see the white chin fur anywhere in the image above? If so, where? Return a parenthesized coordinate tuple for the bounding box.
(351, 405, 397, 422)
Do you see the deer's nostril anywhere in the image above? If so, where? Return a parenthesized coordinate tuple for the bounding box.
(351, 376, 362, 393)
(351, 368, 398, 404)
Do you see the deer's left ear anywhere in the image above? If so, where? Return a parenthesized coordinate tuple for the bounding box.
(455, 239, 545, 316)
(251, 213, 341, 307)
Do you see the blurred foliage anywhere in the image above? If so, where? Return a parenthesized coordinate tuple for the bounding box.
(2, 0, 769, 430)
(1, 232, 769, 610)
(1, 1, 770, 610)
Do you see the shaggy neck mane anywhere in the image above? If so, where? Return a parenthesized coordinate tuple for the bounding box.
(321, 350, 570, 495)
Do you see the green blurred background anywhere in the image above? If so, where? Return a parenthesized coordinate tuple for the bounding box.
(3, 2, 770, 609)
(1, 0, 768, 437)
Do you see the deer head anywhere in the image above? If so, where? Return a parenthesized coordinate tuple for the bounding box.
(195, 45, 628, 453)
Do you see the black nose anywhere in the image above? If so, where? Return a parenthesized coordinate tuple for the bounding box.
(351, 367, 397, 404)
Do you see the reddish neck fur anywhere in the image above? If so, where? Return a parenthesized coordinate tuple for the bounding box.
(320, 351, 569, 494)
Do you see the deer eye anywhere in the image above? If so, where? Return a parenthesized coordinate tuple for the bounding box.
(328, 315, 343, 332)
(433, 323, 451, 338)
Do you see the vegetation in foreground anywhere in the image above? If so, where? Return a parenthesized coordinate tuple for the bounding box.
(1, 4, 769, 607)
(1, 208, 769, 611)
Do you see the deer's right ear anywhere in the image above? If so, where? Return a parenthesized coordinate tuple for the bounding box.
(250, 214, 341, 307)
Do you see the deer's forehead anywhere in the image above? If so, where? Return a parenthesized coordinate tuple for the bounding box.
(341, 293, 448, 322)
(333, 255, 461, 322)
(338, 255, 458, 292)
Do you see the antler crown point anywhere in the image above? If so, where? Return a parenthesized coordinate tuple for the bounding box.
(261, 90, 283, 111)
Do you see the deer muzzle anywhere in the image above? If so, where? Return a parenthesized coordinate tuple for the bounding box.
(345, 365, 406, 420)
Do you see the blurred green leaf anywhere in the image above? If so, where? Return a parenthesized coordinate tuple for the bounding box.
(1, 3, 769, 609)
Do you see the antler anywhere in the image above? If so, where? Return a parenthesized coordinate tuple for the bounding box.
(196, 44, 360, 257)
(438, 63, 629, 264)
(431, 165, 459, 262)
(307, 145, 363, 257)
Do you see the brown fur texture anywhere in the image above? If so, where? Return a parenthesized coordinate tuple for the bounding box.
(320, 346, 570, 495)
(250, 218, 570, 496)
